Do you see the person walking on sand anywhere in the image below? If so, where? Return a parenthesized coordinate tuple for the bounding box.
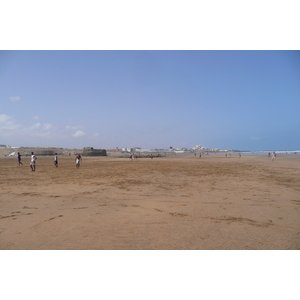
(30, 152, 37, 172)
(271, 152, 276, 162)
(75, 154, 82, 168)
(53, 153, 58, 167)
(18, 152, 23, 166)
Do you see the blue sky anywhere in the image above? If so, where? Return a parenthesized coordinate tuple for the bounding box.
(1, 50, 299, 150)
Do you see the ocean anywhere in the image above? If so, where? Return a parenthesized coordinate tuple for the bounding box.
(240, 150, 300, 155)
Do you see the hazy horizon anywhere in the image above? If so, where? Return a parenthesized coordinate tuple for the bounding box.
(2, 144, 300, 153)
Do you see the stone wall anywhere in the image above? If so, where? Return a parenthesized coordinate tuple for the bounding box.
(82, 147, 107, 156)
(17, 148, 66, 156)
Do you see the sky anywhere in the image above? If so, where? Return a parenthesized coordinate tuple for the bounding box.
(1, 50, 300, 151)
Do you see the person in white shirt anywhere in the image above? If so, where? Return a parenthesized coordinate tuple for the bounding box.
(75, 154, 82, 168)
(53, 153, 58, 167)
(30, 152, 37, 172)
(271, 152, 276, 162)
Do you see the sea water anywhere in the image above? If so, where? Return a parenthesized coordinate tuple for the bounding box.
(240, 150, 300, 155)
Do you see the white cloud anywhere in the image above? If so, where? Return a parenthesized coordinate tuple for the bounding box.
(9, 96, 20, 103)
(43, 123, 53, 130)
(66, 125, 83, 130)
(33, 116, 40, 120)
(0, 114, 20, 134)
(72, 130, 86, 138)
(30, 123, 41, 129)
(89, 133, 100, 140)
(0, 114, 11, 123)
(21, 122, 60, 140)
(0, 114, 88, 144)
(29, 123, 52, 131)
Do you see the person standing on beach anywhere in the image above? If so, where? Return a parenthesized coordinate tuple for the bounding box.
(30, 152, 37, 172)
(53, 153, 58, 167)
(18, 152, 23, 166)
(75, 154, 82, 168)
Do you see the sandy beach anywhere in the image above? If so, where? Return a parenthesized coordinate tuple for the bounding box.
(1, 153, 299, 250)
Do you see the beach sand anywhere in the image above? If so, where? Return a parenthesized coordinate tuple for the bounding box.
(1, 154, 299, 250)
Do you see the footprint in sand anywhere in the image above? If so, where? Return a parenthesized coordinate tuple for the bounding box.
(169, 212, 188, 217)
(48, 215, 64, 221)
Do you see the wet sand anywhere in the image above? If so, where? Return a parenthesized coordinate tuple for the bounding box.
(1, 154, 299, 249)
